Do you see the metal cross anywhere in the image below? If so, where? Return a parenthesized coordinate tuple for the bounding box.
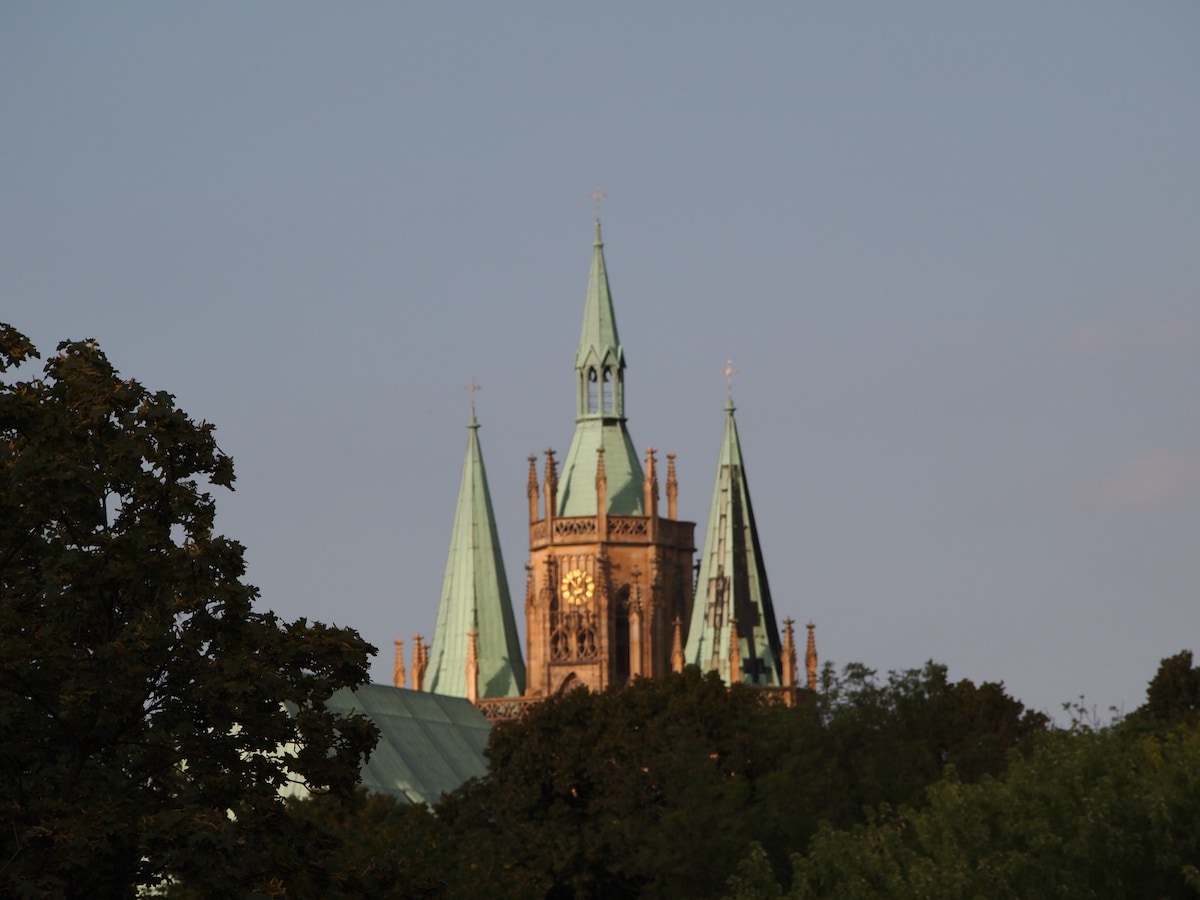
(589, 183, 607, 220)
(721, 359, 739, 400)
(464, 376, 481, 413)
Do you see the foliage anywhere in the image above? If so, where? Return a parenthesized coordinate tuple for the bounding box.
(1137, 650, 1200, 726)
(813, 660, 1048, 824)
(726, 651, 1200, 899)
(772, 723, 1200, 899)
(0, 327, 378, 898)
(161, 790, 449, 900)
(419, 669, 807, 898)
(358, 662, 1044, 899)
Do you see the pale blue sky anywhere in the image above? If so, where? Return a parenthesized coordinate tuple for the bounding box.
(3, 2, 1198, 718)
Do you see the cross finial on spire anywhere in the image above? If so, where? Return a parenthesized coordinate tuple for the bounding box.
(589, 183, 607, 221)
(721, 359, 739, 401)
(464, 376, 481, 414)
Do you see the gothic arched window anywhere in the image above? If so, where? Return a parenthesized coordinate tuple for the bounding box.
(587, 368, 598, 413)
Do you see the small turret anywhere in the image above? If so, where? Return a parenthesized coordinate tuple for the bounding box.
(412, 635, 428, 691)
(644, 447, 659, 521)
(595, 446, 608, 541)
(666, 453, 678, 520)
(543, 449, 558, 526)
(806, 622, 819, 692)
(393, 638, 406, 689)
(527, 455, 540, 524)
(671, 616, 685, 674)
(465, 626, 479, 703)
(782, 619, 797, 691)
(728, 618, 742, 685)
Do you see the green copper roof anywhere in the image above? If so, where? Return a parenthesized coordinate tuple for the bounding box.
(557, 418, 645, 515)
(684, 400, 783, 686)
(575, 221, 625, 383)
(428, 412, 526, 698)
(324, 684, 491, 805)
(558, 221, 644, 516)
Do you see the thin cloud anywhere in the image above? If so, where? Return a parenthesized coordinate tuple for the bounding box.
(1064, 319, 1200, 354)
(1078, 451, 1200, 510)
(1065, 321, 1124, 353)
(1146, 320, 1200, 347)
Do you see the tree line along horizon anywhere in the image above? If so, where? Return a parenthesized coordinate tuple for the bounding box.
(2, 324, 1198, 899)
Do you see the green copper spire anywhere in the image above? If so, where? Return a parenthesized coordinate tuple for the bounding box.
(557, 221, 645, 515)
(574, 220, 624, 403)
(428, 410, 526, 698)
(684, 398, 784, 686)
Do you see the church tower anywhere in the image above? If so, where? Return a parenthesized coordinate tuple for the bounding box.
(684, 391, 784, 686)
(523, 222, 696, 696)
(426, 407, 526, 699)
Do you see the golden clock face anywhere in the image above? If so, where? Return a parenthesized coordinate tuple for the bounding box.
(559, 568, 595, 605)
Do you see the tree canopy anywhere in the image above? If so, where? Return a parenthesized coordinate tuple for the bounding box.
(726, 651, 1200, 900)
(318, 661, 1047, 899)
(1137, 650, 1200, 726)
(0, 326, 378, 898)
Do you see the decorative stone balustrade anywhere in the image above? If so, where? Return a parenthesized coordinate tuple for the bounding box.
(529, 515, 694, 550)
(474, 696, 539, 723)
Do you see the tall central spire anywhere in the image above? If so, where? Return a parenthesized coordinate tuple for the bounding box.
(574, 221, 625, 420)
(556, 221, 645, 516)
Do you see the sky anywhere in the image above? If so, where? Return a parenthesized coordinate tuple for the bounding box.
(3, 2, 1198, 721)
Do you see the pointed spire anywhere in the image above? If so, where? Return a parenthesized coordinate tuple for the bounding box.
(683, 389, 785, 686)
(412, 635, 428, 691)
(393, 638, 406, 689)
(427, 412, 526, 699)
(666, 453, 678, 520)
(575, 220, 624, 409)
(806, 622, 818, 692)
(728, 619, 742, 685)
(782, 619, 797, 691)
(465, 627, 479, 704)
(527, 455, 540, 524)
(557, 220, 645, 516)
(595, 446, 607, 493)
(644, 447, 659, 519)
(595, 446, 608, 535)
(543, 449, 558, 521)
(628, 566, 644, 679)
